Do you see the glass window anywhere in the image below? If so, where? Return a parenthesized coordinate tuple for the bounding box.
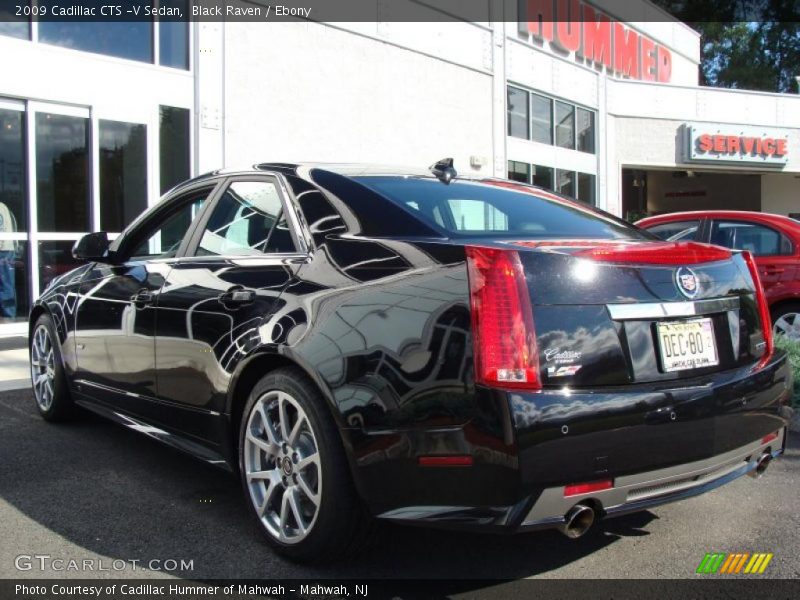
(38, 240, 83, 291)
(531, 94, 553, 145)
(577, 108, 595, 154)
(507, 161, 530, 184)
(160, 106, 190, 194)
(448, 198, 509, 232)
(129, 190, 209, 260)
(39, 23, 153, 63)
(354, 177, 649, 240)
(159, 1, 189, 69)
(577, 172, 595, 205)
(507, 86, 529, 139)
(645, 220, 701, 242)
(710, 221, 792, 256)
(0, 108, 25, 232)
(532, 164, 554, 190)
(0, 240, 27, 323)
(197, 180, 296, 256)
(35, 113, 90, 233)
(0, 1, 29, 39)
(556, 169, 575, 198)
(555, 101, 575, 149)
(100, 120, 147, 232)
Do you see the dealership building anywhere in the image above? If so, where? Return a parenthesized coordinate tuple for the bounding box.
(1, 0, 799, 334)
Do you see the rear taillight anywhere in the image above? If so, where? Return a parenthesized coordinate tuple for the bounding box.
(564, 479, 613, 497)
(465, 246, 540, 390)
(573, 241, 731, 265)
(742, 251, 774, 364)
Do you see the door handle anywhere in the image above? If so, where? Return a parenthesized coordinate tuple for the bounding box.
(219, 287, 256, 306)
(764, 267, 785, 274)
(130, 290, 154, 306)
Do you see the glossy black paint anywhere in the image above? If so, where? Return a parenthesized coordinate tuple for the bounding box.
(30, 164, 793, 531)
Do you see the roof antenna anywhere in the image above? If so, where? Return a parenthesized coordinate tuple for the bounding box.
(430, 158, 457, 185)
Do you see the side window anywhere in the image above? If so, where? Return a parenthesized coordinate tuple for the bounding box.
(710, 221, 792, 256)
(196, 180, 297, 256)
(645, 220, 701, 242)
(128, 189, 210, 261)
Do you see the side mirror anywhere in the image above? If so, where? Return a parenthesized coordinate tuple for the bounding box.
(72, 232, 111, 262)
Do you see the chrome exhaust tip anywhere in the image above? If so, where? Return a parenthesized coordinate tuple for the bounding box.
(748, 452, 772, 479)
(558, 503, 595, 539)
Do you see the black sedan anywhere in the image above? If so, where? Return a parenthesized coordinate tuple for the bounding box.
(29, 161, 792, 562)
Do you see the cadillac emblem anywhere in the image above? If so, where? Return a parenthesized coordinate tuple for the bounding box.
(676, 266, 699, 299)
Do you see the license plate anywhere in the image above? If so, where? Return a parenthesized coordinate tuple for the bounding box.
(656, 318, 718, 372)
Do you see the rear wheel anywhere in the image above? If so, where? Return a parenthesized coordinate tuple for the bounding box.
(30, 314, 73, 421)
(238, 368, 371, 562)
(772, 303, 800, 342)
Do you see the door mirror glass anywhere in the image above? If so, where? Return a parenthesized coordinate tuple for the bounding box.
(72, 232, 111, 262)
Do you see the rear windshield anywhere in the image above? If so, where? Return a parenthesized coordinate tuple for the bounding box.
(353, 177, 648, 240)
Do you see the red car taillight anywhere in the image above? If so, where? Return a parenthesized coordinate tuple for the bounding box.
(465, 246, 540, 390)
(742, 251, 774, 365)
(573, 241, 731, 265)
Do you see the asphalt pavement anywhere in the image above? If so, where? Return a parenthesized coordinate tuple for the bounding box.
(1, 388, 798, 584)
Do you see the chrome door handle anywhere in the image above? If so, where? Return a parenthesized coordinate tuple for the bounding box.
(219, 287, 256, 306)
(130, 290, 154, 306)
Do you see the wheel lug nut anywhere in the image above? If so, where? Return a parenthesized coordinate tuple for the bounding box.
(292, 453, 298, 463)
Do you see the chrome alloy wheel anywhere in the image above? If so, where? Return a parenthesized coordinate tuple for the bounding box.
(774, 312, 800, 342)
(30, 324, 56, 412)
(244, 390, 322, 544)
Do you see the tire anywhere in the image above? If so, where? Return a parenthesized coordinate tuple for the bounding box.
(771, 302, 800, 343)
(238, 367, 372, 562)
(29, 313, 74, 422)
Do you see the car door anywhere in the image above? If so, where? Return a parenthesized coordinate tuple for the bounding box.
(72, 183, 219, 410)
(709, 219, 796, 300)
(151, 175, 306, 440)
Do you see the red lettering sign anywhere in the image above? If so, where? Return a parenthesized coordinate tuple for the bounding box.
(519, 0, 673, 83)
(695, 133, 789, 158)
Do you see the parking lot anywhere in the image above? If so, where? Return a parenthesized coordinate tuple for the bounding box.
(1, 388, 798, 583)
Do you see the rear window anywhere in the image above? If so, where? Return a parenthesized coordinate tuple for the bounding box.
(353, 177, 648, 240)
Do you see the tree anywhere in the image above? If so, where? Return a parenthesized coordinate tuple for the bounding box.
(652, 0, 800, 93)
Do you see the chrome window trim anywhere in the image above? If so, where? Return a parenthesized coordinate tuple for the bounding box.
(607, 297, 740, 321)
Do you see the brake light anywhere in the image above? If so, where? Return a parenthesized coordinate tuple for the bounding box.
(574, 242, 731, 265)
(465, 246, 540, 390)
(564, 479, 613, 497)
(742, 251, 774, 365)
(761, 431, 779, 445)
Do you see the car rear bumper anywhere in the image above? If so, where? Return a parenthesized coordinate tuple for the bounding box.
(520, 427, 786, 530)
(367, 352, 793, 532)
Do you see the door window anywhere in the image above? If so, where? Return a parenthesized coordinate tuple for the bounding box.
(195, 180, 297, 256)
(645, 220, 702, 242)
(710, 221, 792, 256)
(127, 189, 210, 261)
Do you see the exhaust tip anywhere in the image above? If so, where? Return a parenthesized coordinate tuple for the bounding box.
(749, 452, 772, 479)
(558, 503, 595, 539)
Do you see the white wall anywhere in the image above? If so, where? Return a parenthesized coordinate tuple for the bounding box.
(221, 22, 495, 176)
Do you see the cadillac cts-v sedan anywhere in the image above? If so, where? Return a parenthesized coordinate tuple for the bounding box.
(30, 162, 792, 562)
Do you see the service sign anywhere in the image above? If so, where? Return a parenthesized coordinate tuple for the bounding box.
(684, 123, 789, 168)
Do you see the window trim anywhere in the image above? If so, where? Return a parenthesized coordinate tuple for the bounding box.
(182, 173, 309, 260)
(709, 219, 795, 257)
(112, 180, 223, 263)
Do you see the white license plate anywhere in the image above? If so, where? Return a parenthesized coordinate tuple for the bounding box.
(656, 318, 718, 372)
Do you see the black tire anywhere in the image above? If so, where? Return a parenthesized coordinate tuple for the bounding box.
(238, 367, 372, 562)
(29, 313, 74, 422)
(771, 302, 800, 341)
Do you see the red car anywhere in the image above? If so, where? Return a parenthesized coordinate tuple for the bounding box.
(637, 211, 800, 341)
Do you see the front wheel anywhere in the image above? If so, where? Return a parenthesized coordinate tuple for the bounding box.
(30, 314, 74, 421)
(772, 303, 800, 342)
(238, 368, 371, 562)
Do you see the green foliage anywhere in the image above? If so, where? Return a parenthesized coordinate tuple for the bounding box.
(652, 1, 800, 93)
(775, 335, 800, 408)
